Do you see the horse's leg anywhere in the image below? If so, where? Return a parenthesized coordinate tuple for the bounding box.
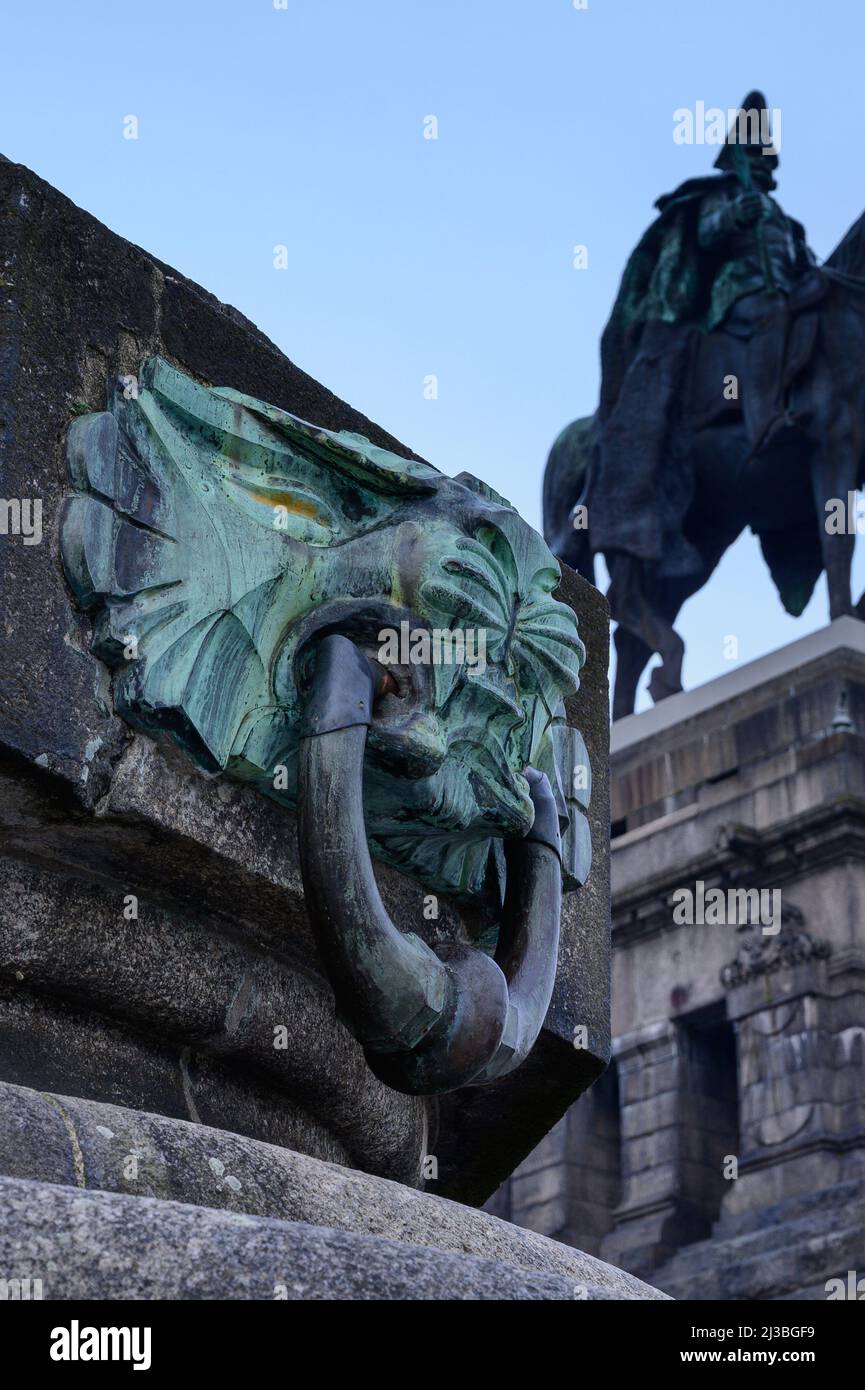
(610, 572, 693, 714)
(639, 599, 685, 705)
(643, 494, 746, 705)
(607, 554, 687, 715)
(607, 554, 654, 718)
(612, 625, 653, 720)
(854, 418, 865, 616)
(813, 401, 858, 619)
(607, 408, 750, 713)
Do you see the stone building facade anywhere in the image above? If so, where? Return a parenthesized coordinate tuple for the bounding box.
(488, 620, 865, 1299)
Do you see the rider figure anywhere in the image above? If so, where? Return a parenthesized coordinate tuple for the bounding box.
(698, 142, 814, 316)
(563, 90, 863, 717)
(590, 92, 824, 577)
(696, 103, 820, 450)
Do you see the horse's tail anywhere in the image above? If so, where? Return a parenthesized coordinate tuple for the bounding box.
(825, 208, 865, 279)
(542, 414, 596, 584)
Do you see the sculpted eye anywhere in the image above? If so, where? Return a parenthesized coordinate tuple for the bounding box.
(222, 470, 338, 544)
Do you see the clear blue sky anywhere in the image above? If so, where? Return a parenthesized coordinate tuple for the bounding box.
(3, 0, 863, 708)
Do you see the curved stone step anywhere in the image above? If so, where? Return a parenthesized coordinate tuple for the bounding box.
(0, 1175, 625, 1301)
(0, 1082, 666, 1300)
(655, 1216, 864, 1301)
(655, 1182, 865, 1278)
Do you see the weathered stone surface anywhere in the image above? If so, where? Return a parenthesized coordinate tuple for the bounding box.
(653, 1178, 865, 1301)
(0, 1089, 665, 1298)
(0, 1174, 636, 1300)
(0, 156, 611, 1200)
(0, 980, 364, 1170)
(0, 853, 425, 1180)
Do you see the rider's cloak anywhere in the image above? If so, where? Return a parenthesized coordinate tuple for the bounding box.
(588, 173, 824, 616)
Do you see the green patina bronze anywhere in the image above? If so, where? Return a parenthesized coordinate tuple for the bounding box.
(61, 358, 590, 912)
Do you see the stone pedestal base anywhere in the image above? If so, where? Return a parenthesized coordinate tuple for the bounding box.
(0, 1083, 664, 1301)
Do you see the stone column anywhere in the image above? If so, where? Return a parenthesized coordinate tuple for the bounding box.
(600, 1021, 686, 1275)
(602, 1009, 740, 1277)
(719, 915, 859, 1222)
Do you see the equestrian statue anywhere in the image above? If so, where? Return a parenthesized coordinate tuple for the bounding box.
(544, 92, 865, 718)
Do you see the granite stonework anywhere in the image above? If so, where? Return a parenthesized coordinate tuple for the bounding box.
(0, 1083, 664, 1299)
(0, 157, 630, 1298)
(489, 620, 865, 1300)
(0, 1173, 667, 1301)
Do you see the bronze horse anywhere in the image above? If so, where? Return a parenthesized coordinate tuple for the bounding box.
(544, 209, 865, 720)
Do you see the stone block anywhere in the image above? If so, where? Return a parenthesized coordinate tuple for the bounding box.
(0, 155, 611, 1204)
(0, 1089, 666, 1299)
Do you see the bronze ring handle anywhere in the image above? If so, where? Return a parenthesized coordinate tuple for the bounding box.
(296, 634, 563, 1096)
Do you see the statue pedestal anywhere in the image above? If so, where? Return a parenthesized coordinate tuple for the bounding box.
(0, 155, 637, 1297)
